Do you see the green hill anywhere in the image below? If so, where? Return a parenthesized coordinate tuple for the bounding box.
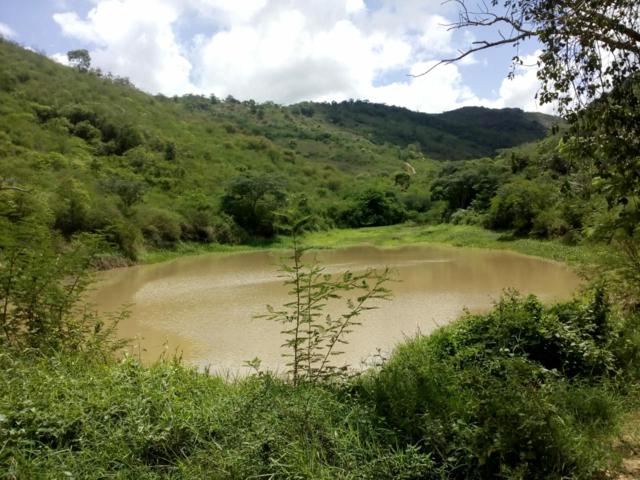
(291, 101, 557, 160)
(0, 39, 555, 260)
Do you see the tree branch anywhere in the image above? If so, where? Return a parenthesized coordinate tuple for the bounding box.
(410, 32, 531, 78)
(0, 185, 30, 193)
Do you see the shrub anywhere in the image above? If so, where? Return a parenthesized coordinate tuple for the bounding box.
(135, 206, 183, 248)
(53, 179, 92, 236)
(449, 208, 484, 226)
(259, 230, 392, 384)
(72, 120, 102, 143)
(59, 103, 99, 125)
(340, 188, 407, 228)
(114, 124, 143, 155)
(104, 218, 142, 260)
(0, 223, 124, 354)
(486, 179, 556, 235)
(359, 290, 626, 479)
(220, 174, 286, 238)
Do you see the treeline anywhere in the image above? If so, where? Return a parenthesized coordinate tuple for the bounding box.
(296, 100, 553, 160)
(0, 39, 475, 262)
(0, 37, 634, 270)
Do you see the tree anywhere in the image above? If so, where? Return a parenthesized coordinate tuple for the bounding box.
(431, 160, 507, 213)
(427, 0, 640, 302)
(0, 222, 124, 354)
(259, 222, 392, 385)
(220, 174, 286, 237)
(67, 49, 91, 72)
(420, 0, 639, 115)
(394, 171, 411, 191)
(341, 189, 407, 228)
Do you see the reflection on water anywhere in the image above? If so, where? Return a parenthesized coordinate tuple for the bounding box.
(91, 245, 581, 373)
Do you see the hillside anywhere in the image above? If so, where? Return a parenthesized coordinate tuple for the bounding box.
(291, 101, 557, 160)
(0, 39, 553, 259)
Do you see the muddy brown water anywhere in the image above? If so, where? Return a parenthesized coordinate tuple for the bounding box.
(91, 245, 581, 374)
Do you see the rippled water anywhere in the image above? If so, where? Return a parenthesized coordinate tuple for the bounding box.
(92, 245, 581, 373)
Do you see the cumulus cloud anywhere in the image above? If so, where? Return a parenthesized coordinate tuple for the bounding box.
(365, 62, 484, 113)
(50, 0, 548, 112)
(0, 22, 16, 38)
(193, 7, 412, 103)
(487, 53, 556, 114)
(54, 0, 195, 95)
(50, 52, 70, 65)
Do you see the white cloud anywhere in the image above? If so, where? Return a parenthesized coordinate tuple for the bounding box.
(363, 61, 485, 113)
(0, 22, 16, 38)
(54, 0, 195, 95)
(50, 52, 71, 65)
(186, 0, 268, 25)
(487, 52, 555, 114)
(416, 15, 455, 57)
(50, 0, 547, 112)
(345, 0, 366, 14)
(194, 7, 413, 103)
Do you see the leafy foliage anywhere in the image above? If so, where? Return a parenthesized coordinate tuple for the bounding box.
(1, 288, 637, 479)
(442, 0, 640, 303)
(360, 290, 636, 479)
(66, 49, 91, 72)
(339, 188, 407, 228)
(260, 231, 392, 384)
(220, 174, 286, 238)
(0, 222, 125, 355)
(302, 101, 554, 160)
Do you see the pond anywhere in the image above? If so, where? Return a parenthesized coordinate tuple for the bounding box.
(92, 245, 581, 373)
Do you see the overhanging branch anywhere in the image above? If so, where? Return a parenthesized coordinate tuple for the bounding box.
(410, 32, 532, 78)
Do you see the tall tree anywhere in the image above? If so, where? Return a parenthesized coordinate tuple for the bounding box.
(427, 1, 640, 301)
(67, 49, 91, 72)
(420, 1, 639, 113)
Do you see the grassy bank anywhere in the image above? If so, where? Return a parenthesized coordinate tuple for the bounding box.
(139, 223, 612, 268)
(139, 238, 289, 265)
(2, 220, 638, 478)
(304, 223, 612, 267)
(1, 291, 638, 479)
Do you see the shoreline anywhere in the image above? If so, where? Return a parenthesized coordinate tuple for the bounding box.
(134, 223, 610, 271)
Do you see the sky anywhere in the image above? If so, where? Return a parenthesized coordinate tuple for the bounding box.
(0, 0, 553, 113)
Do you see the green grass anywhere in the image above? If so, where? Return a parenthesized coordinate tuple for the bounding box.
(138, 223, 612, 275)
(139, 237, 290, 264)
(303, 223, 611, 267)
(2, 291, 638, 479)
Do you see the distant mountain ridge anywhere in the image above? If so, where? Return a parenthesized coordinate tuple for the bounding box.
(292, 101, 558, 160)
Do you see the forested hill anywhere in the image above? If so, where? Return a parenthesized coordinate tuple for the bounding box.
(291, 102, 557, 160)
(0, 39, 555, 260)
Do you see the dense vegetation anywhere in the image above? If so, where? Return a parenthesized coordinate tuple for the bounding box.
(2, 11, 640, 476)
(302, 101, 556, 160)
(0, 37, 630, 271)
(2, 242, 638, 478)
(0, 39, 558, 264)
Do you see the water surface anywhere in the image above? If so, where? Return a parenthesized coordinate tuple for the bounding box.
(92, 245, 581, 373)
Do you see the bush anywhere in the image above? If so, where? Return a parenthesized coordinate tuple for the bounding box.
(220, 174, 286, 238)
(114, 124, 143, 154)
(104, 218, 142, 260)
(486, 179, 555, 235)
(135, 206, 183, 248)
(340, 188, 407, 228)
(449, 208, 484, 226)
(0, 223, 123, 353)
(401, 192, 431, 215)
(53, 179, 92, 237)
(359, 290, 628, 479)
(72, 120, 102, 143)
